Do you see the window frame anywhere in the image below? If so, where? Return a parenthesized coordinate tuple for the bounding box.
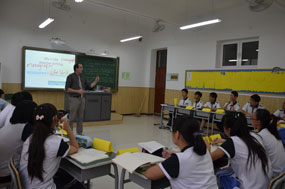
(219, 38, 259, 69)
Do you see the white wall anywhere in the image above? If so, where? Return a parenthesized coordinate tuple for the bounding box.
(0, 0, 151, 87)
(1, 1, 285, 90)
(144, 4, 285, 90)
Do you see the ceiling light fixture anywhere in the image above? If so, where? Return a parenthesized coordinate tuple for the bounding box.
(180, 19, 221, 30)
(120, 36, 142, 43)
(75, 0, 84, 3)
(39, 18, 54, 29)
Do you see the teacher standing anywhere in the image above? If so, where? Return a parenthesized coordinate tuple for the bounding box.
(65, 63, 100, 135)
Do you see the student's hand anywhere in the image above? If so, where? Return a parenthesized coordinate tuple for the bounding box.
(78, 89, 84, 95)
(162, 149, 175, 159)
(204, 139, 211, 152)
(60, 118, 71, 132)
(211, 139, 225, 145)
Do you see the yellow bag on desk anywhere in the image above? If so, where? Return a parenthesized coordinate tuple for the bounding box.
(186, 106, 194, 110)
(209, 134, 222, 143)
(202, 108, 211, 112)
(216, 109, 225, 114)
(203, 136, 210, 143)
(117, 147, 140, 155)
(93, 138, 113, 152)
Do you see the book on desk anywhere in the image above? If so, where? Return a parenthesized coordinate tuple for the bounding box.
(112, 152, 164, 174)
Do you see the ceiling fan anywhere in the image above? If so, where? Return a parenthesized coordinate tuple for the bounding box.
(247, 0, 274, 12)
(52, 0, 71, 11)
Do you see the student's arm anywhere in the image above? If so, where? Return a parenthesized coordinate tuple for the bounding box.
(144, 165, 165, 180)
(211, 138, 234, 161)
(241, 103, 252, 116)
(211, 148, 226, 161)
(62, 118, 79, 155)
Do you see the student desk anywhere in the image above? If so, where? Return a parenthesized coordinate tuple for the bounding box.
(60, 152, 119, 189)
(119, 168, 170, 189)
(160, 104, 176, 129)
(193, 110, 212, 135)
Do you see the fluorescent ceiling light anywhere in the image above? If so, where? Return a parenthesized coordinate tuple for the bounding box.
(120, 36, 142, 43)
(39, 18, 54, 29)
(75, 0, 84, 2)
(229, 59, 249, 62)
(180, 19, 221, 30)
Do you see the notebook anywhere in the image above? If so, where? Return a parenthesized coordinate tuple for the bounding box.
(138, 141, 165, 153)
(112, 152, 164, 173)
(69, 148, 109, 164)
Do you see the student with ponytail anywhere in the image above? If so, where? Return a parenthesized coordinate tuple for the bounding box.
(19, 103, 79, 189)
(145, 116, 217, 189)
(252, 109, 285, 177)
(209, 112, 272, 189)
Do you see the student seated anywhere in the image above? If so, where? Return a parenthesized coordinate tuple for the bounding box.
(192, 91, 203, 109)
(208, 113, 272, 188)
(145, 117, 217, 189)
(0, 100, 37, 184)
(178, 89, 191, 107)
(200, 92, 221, 130)
(167, 89, 191, 126)
(19, 103, 79, 189)
(252, 109, 285, 177)
(223, 91, 241, 112)
(0, 91, 33, 129)
(241, 94, 264, 117)
(273, 101, 285, 121)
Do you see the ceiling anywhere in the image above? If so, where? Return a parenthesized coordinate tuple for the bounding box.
(74, 0, 247, 24)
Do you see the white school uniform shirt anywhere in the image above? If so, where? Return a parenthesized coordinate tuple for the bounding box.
(203, 101, 221, 109)
(0, 103, 15, 129)
(159, 146, 218, 189)
(242, 102, 264, 114)
(19, 135, 70, 189)
(178, 98, 191, 106)
(258, 128, 285, 177)
(223, 101, 241, 111)
(192, 100, 203, 109)
(0, 122, 32, 177)
(219, 133, 272, 189)
(273, 109, 285, 119)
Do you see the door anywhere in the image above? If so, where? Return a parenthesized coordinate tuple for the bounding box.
(154, 49, 167, 114)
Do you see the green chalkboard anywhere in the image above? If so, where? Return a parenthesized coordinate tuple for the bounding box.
(76, 55, 119, 92)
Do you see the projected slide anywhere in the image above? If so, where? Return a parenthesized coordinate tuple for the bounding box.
(24, 49, 75, 89)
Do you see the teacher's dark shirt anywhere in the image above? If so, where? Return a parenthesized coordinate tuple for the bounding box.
(65, 73, 91, 97)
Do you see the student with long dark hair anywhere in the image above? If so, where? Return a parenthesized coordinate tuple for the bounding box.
(0, 91, 33, 129)
(208, 112, 272, 188)
(145, 117, 217, 189)
(19, 103, 79, 188)
(252, 109, 285, 177)
(0, 100, 37, 184)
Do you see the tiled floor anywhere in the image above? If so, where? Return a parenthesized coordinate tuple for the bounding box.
(81, 115, 175, 189)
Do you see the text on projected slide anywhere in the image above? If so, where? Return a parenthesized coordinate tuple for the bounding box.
(25, 49, 75, 89)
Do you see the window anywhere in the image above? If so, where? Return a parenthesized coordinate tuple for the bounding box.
(218, 38, 259, 68)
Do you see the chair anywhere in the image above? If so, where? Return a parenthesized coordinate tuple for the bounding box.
(269, 172, 285, 189)
(7, 157, 22, 189)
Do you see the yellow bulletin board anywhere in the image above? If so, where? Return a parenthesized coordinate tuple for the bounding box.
(185, 69, 285, 95)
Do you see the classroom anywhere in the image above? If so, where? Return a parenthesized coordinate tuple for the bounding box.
(0, 0, 285, 188)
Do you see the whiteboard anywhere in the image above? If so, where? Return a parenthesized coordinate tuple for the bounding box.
(185, 69, 285, 95)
